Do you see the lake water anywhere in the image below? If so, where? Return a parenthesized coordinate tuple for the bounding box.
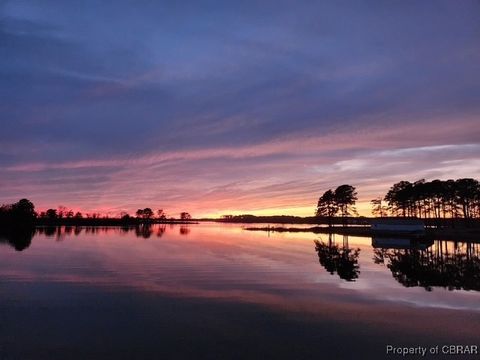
(1, 223, 479, 359)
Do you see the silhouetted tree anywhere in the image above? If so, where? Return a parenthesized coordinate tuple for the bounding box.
(371, 197, 388, 217)
(46, 209, 58, 219)
(385, 181, 413, 217)
(455, 178, 479, 219)
(382, 178, 480, 220)
(120, 213, 131, 222)
(334, 184, 358, 226)
(57, 205, 67, 219)
(142, 208, 154, 220)
(180, 212, 192, 220)
(157, 209, 166, 220)
(0, 199, 36, 249)
(315, 185, 357, 227)
(316, 189, 337, 227)
(0, 199, 36, 226)
(12, 199, 36, 219)
(135, 208, 154, 222)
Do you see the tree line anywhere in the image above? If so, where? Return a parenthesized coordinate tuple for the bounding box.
(372, 178, 480, 219)
(0, 198, 36, 226)
(316, 184, 358, 226)
(315, 178, 480, 225)
(0, 199, 193, 225)
(130, 208, 191, 221)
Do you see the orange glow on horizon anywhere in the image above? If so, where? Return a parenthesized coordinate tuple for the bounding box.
(199, 201, 372, 219)
(33, 200, 374, 219)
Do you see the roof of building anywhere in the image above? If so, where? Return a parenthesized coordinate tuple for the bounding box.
(371, 218, 425, 226)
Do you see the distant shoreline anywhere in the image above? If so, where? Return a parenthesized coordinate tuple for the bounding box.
(33, 219, 199, 226)
(244, 225, 480, 242)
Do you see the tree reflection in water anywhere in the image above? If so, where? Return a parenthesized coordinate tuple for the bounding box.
(179, 225, 190, 235)
(0, 227, 35, 251)
(34, 224, 173, 241)
(374, 240, 480, 291)
(314, 234, 361, 281)
(157, 224, 166, 238)
(135, 224, 153, 239)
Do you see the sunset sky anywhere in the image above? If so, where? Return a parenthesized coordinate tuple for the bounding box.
(1, 1, 479, 218)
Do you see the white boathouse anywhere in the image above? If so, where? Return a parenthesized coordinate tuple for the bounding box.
(371, 218, 425, 234)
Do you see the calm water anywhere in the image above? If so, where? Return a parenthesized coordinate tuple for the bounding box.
(1, 223, 479, 359)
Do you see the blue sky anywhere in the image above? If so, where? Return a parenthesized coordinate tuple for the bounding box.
(1, 0, 479, 216)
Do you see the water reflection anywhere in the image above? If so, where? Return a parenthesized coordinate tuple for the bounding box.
(157, 224, 166, 237)
(179, 225, 190, 235)
(374, 240, 480, 291)
(135, 224, 153, 238)
(0, 226, 35, 251)
(34, 224, 174, 239)
(1, 224, 480, 360)
(4, 226, 480, 294)
(314, 234, 361, 281)
(34, 224, 187, 239)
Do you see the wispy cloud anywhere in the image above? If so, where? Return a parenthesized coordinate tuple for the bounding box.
(1, 1, 479, 216)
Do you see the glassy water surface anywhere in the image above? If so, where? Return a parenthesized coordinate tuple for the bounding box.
(1, 223, 479, 359)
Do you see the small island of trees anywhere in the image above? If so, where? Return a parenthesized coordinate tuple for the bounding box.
(316, 184, 358, 227)
(0, 199, 196, 250)
(0, 199, 194, 228)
